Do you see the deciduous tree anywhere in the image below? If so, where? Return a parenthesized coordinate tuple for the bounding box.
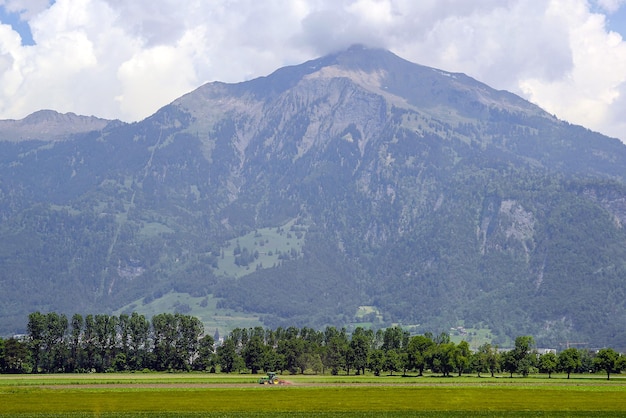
(538, 352, 558, 378)
(243, 335, 265, 374)
(594, 348, 622, 380)
(195, 335, 216, 372)
(453, 341, 471, 377)
(473, 343, 498, 377)
(406, 335, 434, 376)
(558, 348, 581, 379)
(383, 349, 401, 376)
(1, 337, 30, 373)
(217, 338, 238, 373)
(368, 349, 384, 376)
(512, 336, 536, 377)
(349, 327, 371, 375)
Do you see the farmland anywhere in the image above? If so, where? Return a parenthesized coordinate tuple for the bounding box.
(2, 373, 626, 417)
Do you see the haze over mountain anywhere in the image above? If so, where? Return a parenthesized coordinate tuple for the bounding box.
(2, 45, 626, 348)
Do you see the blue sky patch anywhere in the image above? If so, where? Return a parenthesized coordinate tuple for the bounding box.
(0, 5, 35, 46)
(606, 7, 626, 39)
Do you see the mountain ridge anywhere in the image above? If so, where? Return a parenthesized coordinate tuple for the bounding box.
(0, 109, 119, 142)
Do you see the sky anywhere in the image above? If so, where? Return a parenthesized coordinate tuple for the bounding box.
(0, 1, 625, 142)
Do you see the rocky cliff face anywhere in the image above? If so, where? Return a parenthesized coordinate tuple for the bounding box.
(2, 46, 626, 348)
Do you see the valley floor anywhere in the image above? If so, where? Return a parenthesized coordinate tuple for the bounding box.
(2, 373, 626, 416)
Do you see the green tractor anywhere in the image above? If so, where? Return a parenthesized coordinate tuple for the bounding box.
(258, 372, 284, 385)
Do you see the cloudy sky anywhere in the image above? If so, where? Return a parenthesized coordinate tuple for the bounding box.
(0, 0, 625, 142)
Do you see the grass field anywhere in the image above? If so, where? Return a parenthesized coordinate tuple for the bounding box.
(2, 373, 626, 417)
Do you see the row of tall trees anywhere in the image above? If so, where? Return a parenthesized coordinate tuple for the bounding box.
(1, 312, 625, 379)
(6, 311, 212, 373)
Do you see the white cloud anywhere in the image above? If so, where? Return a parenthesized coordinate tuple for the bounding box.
(116, 31, 202, 120)
(394, 1, 573, 86)
(0, 0, 51, 19)
(596, 0, 626, 13)
(0, 0, 624, 142)
(518, 0, 626, 138)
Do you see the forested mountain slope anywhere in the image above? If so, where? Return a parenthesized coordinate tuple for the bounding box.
(2, 45, 626, 348)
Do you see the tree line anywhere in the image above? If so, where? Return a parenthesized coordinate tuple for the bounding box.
(1, 312, 625, 379)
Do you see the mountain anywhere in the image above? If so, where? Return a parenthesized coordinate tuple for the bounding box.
(2, 45, 626, 348)
(0, 110, 117, 141)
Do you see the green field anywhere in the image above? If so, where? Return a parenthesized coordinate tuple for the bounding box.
(2, 373, 626, 417)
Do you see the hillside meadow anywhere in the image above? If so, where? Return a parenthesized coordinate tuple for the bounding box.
(2, 373, 626, 417)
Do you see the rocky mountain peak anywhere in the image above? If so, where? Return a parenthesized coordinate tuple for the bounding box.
(0, 109, 116, 141)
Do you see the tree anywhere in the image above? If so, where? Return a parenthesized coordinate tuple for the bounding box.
(261, 345, 284, 373)
(176, 314, 204, 370)
(112, 352, 128, 372)
(486, 345, 500, 377)
(128, 312, 150, 370)
(579, 349, 594, 374)
(217, 338, 239, 373)
(501, 350, 517, 378)
(324, 332, 348, 375)
(594, 348, 622, 380)
(117, 313, 131, 364)
(0, 338, 5, 373)
(94, 314, 117, 372)
(473, 343, 498, 377)
(381, 327, 407, 352)
(152, 313, 178, 371)
(512, 336, 536, 377)
(297, 351, 323, 374)
(68, 314, 83, 372)
(399, 351, 410, 376)
(83, 314, 97, 371)
(349, 327, 371, 375)
(27, 312, 46, 373)
(44, 312, 69, 373)
(453, 341, 471, 377)
(368, 349, 385, 376)
(406, 335, 434, 376)
(538, 352, 558, 378)
(618, 355, 626, 376)
(232, 353, 247, 373)
(243, 335, 265, 374)
(472, 350, 487, 378)
(277, 336, 304, 374)
(429, 342, 456, 377)
(558, 348, 581, 379)
(195, 335, 216, 372)
(1, 337, 30, 373)
(383, 349, 401, 376)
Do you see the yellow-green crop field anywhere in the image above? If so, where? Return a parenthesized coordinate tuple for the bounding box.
(2, 373, 626, 417)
